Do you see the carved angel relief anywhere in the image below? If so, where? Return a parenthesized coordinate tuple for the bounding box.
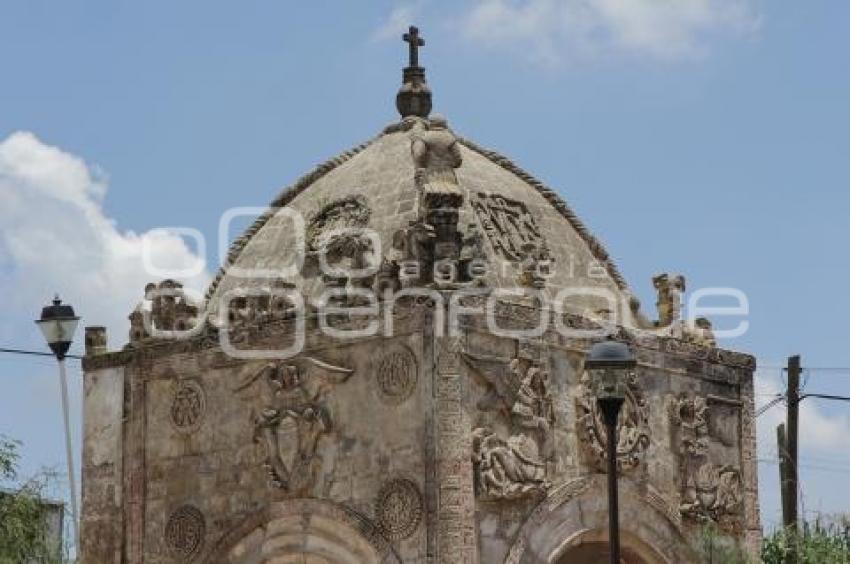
(462, 352, 555, 500)
(234, 357, 354, 495)
(575, 371, 650, 472)
(668, 393, 744, 531)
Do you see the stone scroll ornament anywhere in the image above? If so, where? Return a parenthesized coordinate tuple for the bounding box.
(233, 357, 354, 495)
(669, 393, 744, 531)
(462, 352, 556, 500)
(575, 370, 650, 472)
(164, 505, 205, 559)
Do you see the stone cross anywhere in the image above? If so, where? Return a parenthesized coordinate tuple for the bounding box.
(403, 25, 425, 67)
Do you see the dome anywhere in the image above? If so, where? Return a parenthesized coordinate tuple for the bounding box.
(204, 115, 630, 320)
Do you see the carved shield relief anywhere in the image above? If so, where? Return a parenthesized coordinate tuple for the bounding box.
(470, 192, 544, 261)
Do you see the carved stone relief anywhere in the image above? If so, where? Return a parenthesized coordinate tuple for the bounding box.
(516, 241, 554, 289)
(170, 380, 206, 434)
(462, 350, 555, 500)
(653, 273, 685, 328)
(470, 192, 544, 262)
(226, 279, 297, 330)
(394, 116, 469, 288)
(411, 114, 462, 206)
(233, 357, 354, 494)
(375, 478, 423, 541)
(305, 196, 375, 294)
(375, 345, 418, 405)
(128, 279, 200, 345)
(651, 273, 717, 346)
(575, 370, 650, 472)
(668, 393, 744, 531)
(164, 505, 205, 559)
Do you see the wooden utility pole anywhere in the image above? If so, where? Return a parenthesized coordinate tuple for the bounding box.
(785, 355, 801, 562)
(776, 423, 791, 526)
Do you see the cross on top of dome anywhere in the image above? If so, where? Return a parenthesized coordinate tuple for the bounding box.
(396, 24, 432, 119)
(403, 26, 425, 68)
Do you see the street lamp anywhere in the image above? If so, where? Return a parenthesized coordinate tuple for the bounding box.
(35, 296, 80, 554)
(585, 339, 637, 564)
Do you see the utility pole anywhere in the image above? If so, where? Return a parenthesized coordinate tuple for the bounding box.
(785, 355, 801, 562)
(776, 423, 791, 527)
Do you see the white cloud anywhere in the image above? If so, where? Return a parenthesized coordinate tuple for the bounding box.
(0, 131, 209, 346)
(372, 2, 423, 42)
(458, 0, 761, 65)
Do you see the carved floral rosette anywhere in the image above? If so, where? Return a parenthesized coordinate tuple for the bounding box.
(375, 478, 423, 540)
(164, 504, 205, 559)
(575, 371, 650, 472)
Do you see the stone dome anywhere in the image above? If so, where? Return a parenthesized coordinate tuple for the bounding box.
(204, 116, 631, 321)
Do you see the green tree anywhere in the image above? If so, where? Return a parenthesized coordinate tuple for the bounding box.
(0, 435, 64, 563)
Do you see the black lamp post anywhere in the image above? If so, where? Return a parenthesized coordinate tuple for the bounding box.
(585, 339, 637, 564)
(35, 296, 80, 552)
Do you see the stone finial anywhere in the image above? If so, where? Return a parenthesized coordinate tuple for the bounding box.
(653, 273, 685, 327)
(396, 25, 432, 118)
(84, 326, 107, 356)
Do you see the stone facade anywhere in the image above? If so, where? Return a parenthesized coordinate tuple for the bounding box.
(81, 303, 758, 563)
(80, 51, 759, 563)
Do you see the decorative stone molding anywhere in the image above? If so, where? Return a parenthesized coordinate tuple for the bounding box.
(164, 504, 205, 559)
(575, 370, 650, 472)
(463, 351, 555, 500)
(506, 476, 698, 564)
(232, 357, 354, 494)
(205, 498, 400, 563)
(375, 478, 424, 541)
(170, 380, 206, 434)
(374, 344, 418, 405)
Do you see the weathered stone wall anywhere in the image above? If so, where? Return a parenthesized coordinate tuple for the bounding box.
(80, 365, 124, 563)
(82, 305, 757, 563)
(461, 317, 758, 563)
(84, 313, 437, 563)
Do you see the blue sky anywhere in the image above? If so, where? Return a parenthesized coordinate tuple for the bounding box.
(1, 0, 849, 539)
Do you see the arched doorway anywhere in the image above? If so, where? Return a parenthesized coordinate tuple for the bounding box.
(552, 529, 666, 564)
(505, 476, 697, 564)
(205, 499, 399, 564)
(556, 543, 646, 564)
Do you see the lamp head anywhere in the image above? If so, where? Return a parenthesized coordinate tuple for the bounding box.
(585, 339, 636, 403)
(35, 295, 79, 360)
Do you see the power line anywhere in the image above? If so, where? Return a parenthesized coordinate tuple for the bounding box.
(759, 458, 850, 475)
(0, 347, 83, 360)
(801, 393, 850, 403)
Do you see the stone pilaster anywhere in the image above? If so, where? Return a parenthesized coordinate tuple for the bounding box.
(123, 361, 148, 563)
(434, 334, 478, 563)
(740, 369, 762, 559)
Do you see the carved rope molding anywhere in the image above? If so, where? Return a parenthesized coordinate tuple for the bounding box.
(205, 122, 630, 308)
(456, 136, 630, 291)
(203, 133, 383, 304)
